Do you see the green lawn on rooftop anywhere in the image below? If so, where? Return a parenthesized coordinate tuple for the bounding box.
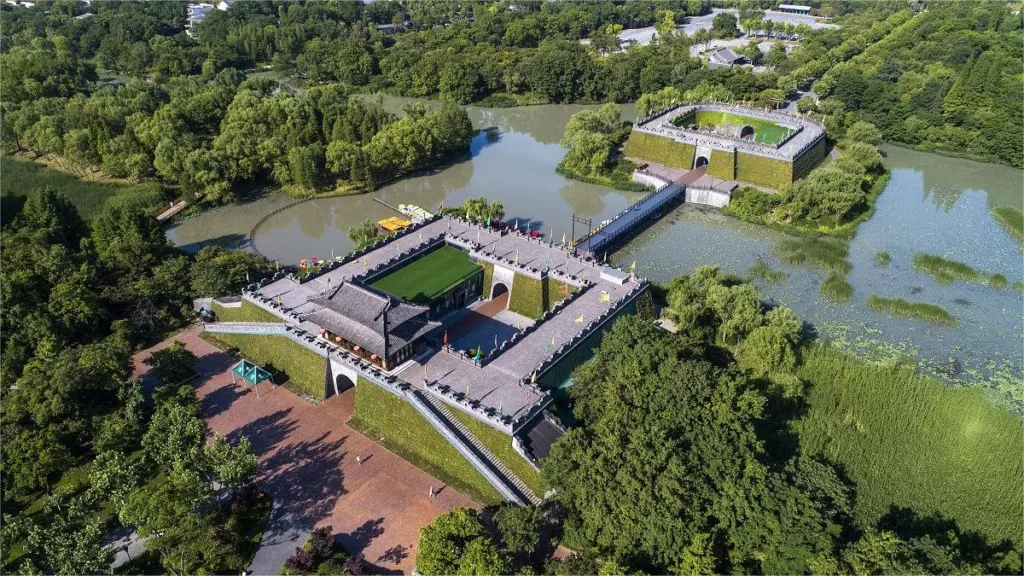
(673, 110, 793, 145)
(371, 245, 481, 304)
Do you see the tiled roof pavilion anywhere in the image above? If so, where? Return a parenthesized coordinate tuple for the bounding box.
(307, 282, 440, 360)
(255, 215, 647, 424)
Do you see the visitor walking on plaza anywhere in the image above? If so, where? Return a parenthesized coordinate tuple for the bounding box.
(356, 455, 362, 465)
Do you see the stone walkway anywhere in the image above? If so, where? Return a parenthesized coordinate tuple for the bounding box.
(132, 328, 476, 575)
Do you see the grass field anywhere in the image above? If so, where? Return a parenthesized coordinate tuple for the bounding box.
(448, 409, 543, 496)
(795, 345, 1023, 547)
(673, 110, 793, 145)
(212, 300, 284, 324)
(348, 379, 502, 505)
(0, 156, 168, 222)
(199, 332, 326, 401)
(371, 245, 481, 304)
(867, 295, 956, 326)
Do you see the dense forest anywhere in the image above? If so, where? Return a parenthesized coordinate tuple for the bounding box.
(0, 191, 272, 572)
(2, 0, 1019, 209)
(810, 2, 1023, 166)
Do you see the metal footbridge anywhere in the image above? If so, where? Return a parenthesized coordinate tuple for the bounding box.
(573, 179, 684, 258)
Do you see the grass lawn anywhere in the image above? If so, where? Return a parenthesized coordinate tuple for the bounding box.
(673, 110, 793, 145)
(0, 156, 169, 223)
(212, 300, 284, 323)
(348, 379, 502, 505)
(795, 345, 1023, 548)
(200, 332, 326, 401)
(371, 245, 481, 304)
(448, 409, 542, 496)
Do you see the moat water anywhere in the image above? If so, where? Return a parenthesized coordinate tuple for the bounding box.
(167, 99, 1024, 403)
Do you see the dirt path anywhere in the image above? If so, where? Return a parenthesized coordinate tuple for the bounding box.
(133, 328, 476, 575)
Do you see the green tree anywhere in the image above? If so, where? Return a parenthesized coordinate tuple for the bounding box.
(190, 245, 267, 298)
(845, 120, 883, 145)
(22, 493, 111, 575)
(494, 504, 540, 554)
(542, 315, 767, 571)
(143, 403, 207, 471)
(712, 12, 740, 38)
(417, 508, 504, 576)
(207, 434, 258, 496)
(1, 426, 71, 495)
(145, 340, 198, 385)
(740, 325, 797, 376)
(88, 450, 141, 512)
(672, 533, 717, 575)
(843, 141, 883, 172)
(347, 219, 381, 249)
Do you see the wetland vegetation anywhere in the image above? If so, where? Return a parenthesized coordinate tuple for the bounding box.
(867, 296, 957, 326)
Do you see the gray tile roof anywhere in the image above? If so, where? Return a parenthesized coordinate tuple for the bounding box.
(709, 47, 743, 65)
(309, 282, 439, 357)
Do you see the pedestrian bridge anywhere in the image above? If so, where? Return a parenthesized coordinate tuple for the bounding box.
(574, 165, 732, 257)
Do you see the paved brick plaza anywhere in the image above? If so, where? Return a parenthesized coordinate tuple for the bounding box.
(132, 328, 476, 575)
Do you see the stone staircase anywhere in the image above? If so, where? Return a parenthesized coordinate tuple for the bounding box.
(418, 391, 542, 506)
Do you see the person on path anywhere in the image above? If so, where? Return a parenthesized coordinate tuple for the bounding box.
(429, 486, 434, 499)
(356, 455, 362, 465)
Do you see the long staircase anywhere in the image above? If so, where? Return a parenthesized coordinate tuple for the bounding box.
(417, 391, 542, 505)
(202, 320, 541, 506)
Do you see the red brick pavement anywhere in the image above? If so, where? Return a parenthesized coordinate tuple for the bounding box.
(133, 327, 477, 574)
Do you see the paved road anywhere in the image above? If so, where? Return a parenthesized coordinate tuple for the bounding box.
(132, 328, 477, 575)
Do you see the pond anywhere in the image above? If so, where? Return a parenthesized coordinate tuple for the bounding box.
(167, 99, 1023, 402)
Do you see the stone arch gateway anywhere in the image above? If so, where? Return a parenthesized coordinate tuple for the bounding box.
(491, 282, 509, 298)
(327, 357, 360, 397)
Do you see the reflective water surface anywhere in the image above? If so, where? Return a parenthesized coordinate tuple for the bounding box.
(167, 101, 1023, 398)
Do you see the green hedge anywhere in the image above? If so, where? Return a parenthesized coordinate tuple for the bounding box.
(349, 379, 502, 505)
(200, 332, 327, 401)
(508, 273, 577, 318)
(622, 131, 695, 170)
(707, 149, 735, 180)
(736, 151, 792, 189)
(546, 277, 577, 307)
(212, 300, 284, 324)
(480, 261, 494, 297)
(508, 274, 544, 318)
(791, 138, 828, 181)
